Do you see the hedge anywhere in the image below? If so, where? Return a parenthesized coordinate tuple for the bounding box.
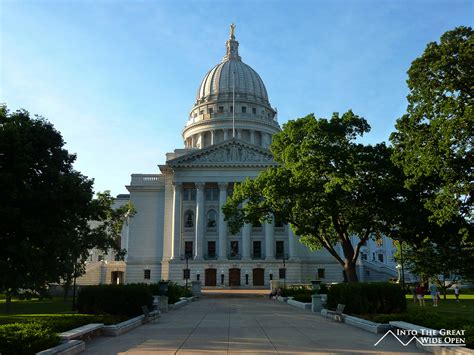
(0, 322, 59, 355)
(77, 284, 153, 316)
(327, 282, 406, 315)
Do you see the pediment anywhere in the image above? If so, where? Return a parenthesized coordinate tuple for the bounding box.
(167, 139, 275, 168)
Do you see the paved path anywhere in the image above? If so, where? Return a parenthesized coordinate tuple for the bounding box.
(84, 297, 424, 354)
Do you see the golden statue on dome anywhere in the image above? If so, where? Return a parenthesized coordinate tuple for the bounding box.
(230, 23, 235, 38)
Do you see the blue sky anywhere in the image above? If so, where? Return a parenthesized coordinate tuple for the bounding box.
(1, 0, 472, 196)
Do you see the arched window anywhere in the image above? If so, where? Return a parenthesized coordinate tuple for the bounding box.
(207, 210, 217, 228)
(184, 210, 194, 228)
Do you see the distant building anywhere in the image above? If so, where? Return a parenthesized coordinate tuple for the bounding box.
(78, 26, 398, 287)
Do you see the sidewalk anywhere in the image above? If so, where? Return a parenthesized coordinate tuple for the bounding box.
(83, 297, 425, 354)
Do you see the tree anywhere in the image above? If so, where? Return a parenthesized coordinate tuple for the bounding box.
(390, 26, 473, 225)
(397, 228, 474, 299)
(223, 111, 400, 282)
(0, 106, 134, 311)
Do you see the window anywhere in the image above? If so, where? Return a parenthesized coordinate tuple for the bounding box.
(279, 268, 286, 279)
(230, 241, 239, 257)
(144, 269, 151, 280)
(253, 241, 261, 258)
(199, 110, 204, 115)
(276, 241, 284, 258)
(227, 188, 234, 197)
(275, 216, 284, 228)
(205, 188, 218, 201)
(252, 107, 256, 114)
(183, 188, 196, 201)
(185, 241, 193, 258)
(207, 210, 217, 228)
(207, 241, 216, 258)
(318, 268, 325, 279)
(378, 254, 384, 263)
(208, 107, 213, 114)
(230, 106, 233, 113)
(241, 106, 246, 113)
(218, 106, 224, 113)
(184, 210, 194, 228)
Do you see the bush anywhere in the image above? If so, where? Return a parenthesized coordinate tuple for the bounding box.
(77, 284, 153, 316)
(0, 322, 59, 355)
(282, 285, 312, 302)
(166, 282, 192, 304)
(327, 282, 406, 315)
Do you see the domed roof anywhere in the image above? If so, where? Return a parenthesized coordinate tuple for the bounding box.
(195, 24, 270, 106)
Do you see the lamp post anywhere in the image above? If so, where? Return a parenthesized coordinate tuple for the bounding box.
(400, 241, 406, 291)
(185, 256, 189, 293)
(282, 254, 286, 289)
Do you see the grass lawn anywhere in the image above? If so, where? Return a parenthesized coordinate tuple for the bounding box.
(0, 297, 128, 330)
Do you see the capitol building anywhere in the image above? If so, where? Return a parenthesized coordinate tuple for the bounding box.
(79, 26, 398, 287)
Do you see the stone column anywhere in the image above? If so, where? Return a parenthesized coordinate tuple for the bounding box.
(265, 216, 275, 259)
(195, 183, 205, 259)
(218, 183, 227, 259)
(223, 129, 228, 140)
(211, 130, 215, 145)
(250, 130, 255, 145)
(171, 182, 182, 259)
(191, 135, 196, 147)
(199, 132, 204, 148)
(288, 226, 298, 259)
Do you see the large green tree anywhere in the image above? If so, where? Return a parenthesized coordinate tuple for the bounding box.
(223, 111, 400, 283)
(0, 106, 134, 311)
(390, 26, 473, 225)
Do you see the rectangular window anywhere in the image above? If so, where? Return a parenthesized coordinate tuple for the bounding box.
(253, 241, 261, 258)
(252, 107, 256, 114)
(199, 110, 204, 115)
(219, 106, 224, 113)
(208, 107, 213, 114)
(241, 106, 246, 113)
(183, 187, 196, 201)
(378, 254, 384, 263)
(276, 241, 284, 258)
(317, 268, 325, 279)
(207, 241, 216, 258)
(205, 188, 219, 201)
(230, 241, 239, 257)
(279, 268, 286, 279)
(144, 269, 151, 280)
(230, 106, 233, 113)
(183, 268, 190, 280)
(185, 241, 193, 258)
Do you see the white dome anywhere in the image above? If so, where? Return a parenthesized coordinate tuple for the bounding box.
(196, 60, 270, 106)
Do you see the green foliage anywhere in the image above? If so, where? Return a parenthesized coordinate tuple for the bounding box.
(327, 282, 406, 314)
(282, 285, 312, 302)
(165, 282, 192, 304)
(391, 26, 473, 225)
(224, 111, 402, 282)
(0, 105, 135, 310)
(76, 284, 152, 316)
(0, 322, 59, 355)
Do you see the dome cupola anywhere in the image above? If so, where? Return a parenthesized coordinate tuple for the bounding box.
(183, 24, 280, 149)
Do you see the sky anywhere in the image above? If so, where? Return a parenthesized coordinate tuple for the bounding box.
(1, 0, 472, 196)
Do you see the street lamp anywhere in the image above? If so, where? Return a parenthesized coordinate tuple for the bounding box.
(185, 256, 190, 292)
(282, 254, 286, 289)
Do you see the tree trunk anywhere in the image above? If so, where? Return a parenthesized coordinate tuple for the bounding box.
(5, 291, 12, 313)
(344, 261, 359, 283)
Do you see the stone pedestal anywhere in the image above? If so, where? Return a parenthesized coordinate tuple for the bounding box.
(311, 294, 323, 313)
(158, 296, 169, 313)
(191, 281, 202, 297)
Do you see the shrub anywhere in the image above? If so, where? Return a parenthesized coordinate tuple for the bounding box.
(282, 285, 312, 302)
(77, 284, 153, 316)
(0, 322, 59, 355)
(165, 282, 193, 304)
(327, 282, 406, 315)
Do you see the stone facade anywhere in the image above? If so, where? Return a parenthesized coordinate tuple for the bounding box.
(79, 26, 399, 287)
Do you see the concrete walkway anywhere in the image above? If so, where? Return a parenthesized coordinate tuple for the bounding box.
(84, 297, 425, 354)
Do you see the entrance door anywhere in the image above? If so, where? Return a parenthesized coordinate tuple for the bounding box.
(253, 268, 264, 286)
(205, 268, 217, 286)
(229, 268, 241, 286)
(111, 271, 124, 285)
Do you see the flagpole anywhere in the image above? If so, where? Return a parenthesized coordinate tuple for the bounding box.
(232, 69, 235, 138)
